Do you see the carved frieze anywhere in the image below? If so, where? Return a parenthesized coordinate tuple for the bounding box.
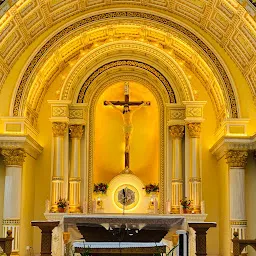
(187, 123, 201, 138)
(52, 122, 67, 137)
(1, 148, 26, 166)
(225, 150, 248, 168)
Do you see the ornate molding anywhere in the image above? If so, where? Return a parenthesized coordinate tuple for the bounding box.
(11, 11, 238, 118)
(230, 220, 247, 226)
(77, 60, 176, 104)
(0, 134, 43, 159)
(69, 125, 83, 139)
(1, 148, 26, 166)
(225, 150, 248, 168)
(187, 123, 201, 138)
(169, 125, 184, 139)
(210, 134, 256, 160)
(52, 122, 67, 137)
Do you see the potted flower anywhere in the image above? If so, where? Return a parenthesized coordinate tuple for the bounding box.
(180, 197, 192, 214)
(143, 183, 159, 194)
(56, 198, 68, 213)
(93, 183, 108, 194)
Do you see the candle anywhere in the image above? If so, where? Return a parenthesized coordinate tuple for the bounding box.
(201, 201, 205, 214)
(82, 200, 87, 214)
(45, 199, 50, 213)
(154, 198, 158, 214)
(166, 201, 171, 214)
(92, 199, 96, 213)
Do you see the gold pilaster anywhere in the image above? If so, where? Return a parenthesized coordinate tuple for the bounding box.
(51, 122, 68, 212)
(187, 122, 202, 213)
(226, 150, 248, 249)
(169, 125, 184, 213)
(69, 125, 84, 213)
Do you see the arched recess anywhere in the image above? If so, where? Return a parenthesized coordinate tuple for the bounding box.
(59, 41, 194, 105)
(10, 10, 240, 122)
(80, 73, 167, 213)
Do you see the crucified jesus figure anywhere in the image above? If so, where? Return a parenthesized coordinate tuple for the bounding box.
(105, 101, 150, 153)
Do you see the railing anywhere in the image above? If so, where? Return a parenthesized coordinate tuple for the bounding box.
(0, 230, 13, 256)
(232, 231, 256, 256)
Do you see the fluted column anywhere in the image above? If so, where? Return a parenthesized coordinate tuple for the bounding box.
(51, 122, 67, 211)
(169, 125, 184, 213)
(187, 122, 201, 213)
(1, 148, 26, 253)
(226, 150, 248, 242)
(69, 125, 83, 213)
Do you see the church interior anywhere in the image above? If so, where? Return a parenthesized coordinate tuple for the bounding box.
(0, 0, 256, 255)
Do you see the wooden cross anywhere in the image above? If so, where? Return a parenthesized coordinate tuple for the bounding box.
(104, 82, 150, 171)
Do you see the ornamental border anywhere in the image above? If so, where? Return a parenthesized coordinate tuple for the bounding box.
(13, 11, 238, 118)
(77, 60, 176, 103)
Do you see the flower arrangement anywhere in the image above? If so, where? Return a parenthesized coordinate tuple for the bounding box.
(93, 183, 108, 194)
(143, 183, 159, 194)
(56, 198, 68, 209)
(180, 197, 192, 209)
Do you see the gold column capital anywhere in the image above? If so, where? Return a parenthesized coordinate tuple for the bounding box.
(169, 125, 184, 139)
(187, 122, 201, 138)
(69, 125, 84, 139)
(225, 150, 248, 168)
(1, 148, 26, 166)
(52, 122, 67, 137)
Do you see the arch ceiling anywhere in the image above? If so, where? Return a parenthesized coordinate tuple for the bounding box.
(20, 22, 229, 125)
(0, 0, 255, 123)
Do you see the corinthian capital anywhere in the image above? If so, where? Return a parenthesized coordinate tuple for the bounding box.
(69, 125, 84, 139)
(1, 148, 26, 166)
(52, 122, 67, 137)
(226, 150, 248, 168)
(187, 123, 201, 138)
(169, 125, 184, 139)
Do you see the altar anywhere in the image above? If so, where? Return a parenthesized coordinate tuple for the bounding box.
(33, 214, 215, 256)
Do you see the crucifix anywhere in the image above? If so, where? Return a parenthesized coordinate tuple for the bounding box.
(104, 82, 150, 172)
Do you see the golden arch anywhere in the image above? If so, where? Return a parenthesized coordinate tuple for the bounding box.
(11, 10, 239, 119)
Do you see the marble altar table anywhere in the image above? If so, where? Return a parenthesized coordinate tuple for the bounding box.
(63, 214, 186, 242)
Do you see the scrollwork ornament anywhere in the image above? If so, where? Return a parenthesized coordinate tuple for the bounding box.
(187, 123, 201, 138)
(69, 125, 84, 139)
(225, 150, 248, 168)
(169, 125, 184, 138)
(1, 148, 26, 166)
(52, 122, 67, 137)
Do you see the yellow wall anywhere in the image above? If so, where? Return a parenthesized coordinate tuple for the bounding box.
(245, 154, 256, 256)
(20, 154, 37, 255)
(217, 156, 230, 256)
(94, 81, 159, 184)
(32, 70, 60, 254)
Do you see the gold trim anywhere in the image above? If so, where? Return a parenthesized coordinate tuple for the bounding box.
(1, 148, 26, 166)
(225, 150, 248, 168)
(13, 11, 238, 118)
